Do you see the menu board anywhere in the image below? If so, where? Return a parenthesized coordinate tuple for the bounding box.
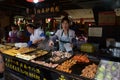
(88, 27, 102, 37)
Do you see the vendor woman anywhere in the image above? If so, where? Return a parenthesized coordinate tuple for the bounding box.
(8, 24, 19, 43)
(26, 24, 45, 47)
(49, 17, 76, 53)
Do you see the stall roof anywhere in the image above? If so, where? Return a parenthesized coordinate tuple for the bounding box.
(0, 0, 119, 16)
(0, 0, 119, 10)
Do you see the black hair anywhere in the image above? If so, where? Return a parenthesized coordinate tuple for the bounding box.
(26, 24, 36, 29)
(11, 24, 18, 28)
(61, 16, 70, 24)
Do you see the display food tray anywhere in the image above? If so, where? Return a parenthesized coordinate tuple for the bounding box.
(34, 52, 71, 63)
(17, 48, 36, 54)
(71, 59, 99, 75)
(16, 50, 48, 61)
(94, 60, 120, 80)
(56, 54, 100, 79)
(49, 54, 73, 64)
(49, 57, 70, 64)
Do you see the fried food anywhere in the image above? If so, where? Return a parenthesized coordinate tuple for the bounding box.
(17, 47, 36, 54)
(2, 49, 19, 56)
(50, 51, 72, 62)
(72, 54, 90, 63)
(16, 50, 48, 60)
(31, 60, 58, 68)
(81, 63, 98, 79)
(56, 59, 77, 73)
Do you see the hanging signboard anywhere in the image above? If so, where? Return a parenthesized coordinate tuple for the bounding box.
(36, 6, 60, 14)
(26, 6, 60, 14)
(26, 5, 61, 18)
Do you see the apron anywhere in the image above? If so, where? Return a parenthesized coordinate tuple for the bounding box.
(10, 31, 18, 43)
(59, 30, 71, 52)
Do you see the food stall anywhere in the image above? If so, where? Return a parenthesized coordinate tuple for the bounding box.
(0, 0, 120, 80)
(0, 43, 119, 80)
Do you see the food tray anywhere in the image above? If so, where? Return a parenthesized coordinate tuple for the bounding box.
(56, 54, 100, 79)
(71, 60, 99, 75)
(48, 51, 73, 64)
(34, 51, 72, 64)
(71, 54, 99, 78)
(16, 50, 48, 61)
(94, 60, 120, 80)
(2, 49, 19, 56)
(16, 47, 36, 54)
(33, 53, 54, 63)
(70, 56, 99, 79)
(49, 57, 69, 64)
(0, 45, 13, 53)
(31, 53, 59, 68)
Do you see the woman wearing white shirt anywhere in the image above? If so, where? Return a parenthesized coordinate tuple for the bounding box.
(26, 24, 45, 47)
(49, 17, 76, 53)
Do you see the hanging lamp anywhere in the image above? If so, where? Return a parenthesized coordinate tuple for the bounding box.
(26, 0, 44, 3)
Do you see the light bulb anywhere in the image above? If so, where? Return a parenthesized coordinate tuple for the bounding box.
(34, 0, 38, 3)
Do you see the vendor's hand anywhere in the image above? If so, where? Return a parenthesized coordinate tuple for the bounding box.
(33, 40, 39, 44)
(38, 38, 43, 43)
(49, 40, 54, 47)
(33, 38, 43, 44)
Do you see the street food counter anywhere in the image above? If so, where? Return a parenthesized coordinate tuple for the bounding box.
(0, 44, 119, 80)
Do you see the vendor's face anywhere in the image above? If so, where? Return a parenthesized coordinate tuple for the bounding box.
(27, 26, 34, 34)
(62, 20, 69, 30)
(11, 27, 16, 31)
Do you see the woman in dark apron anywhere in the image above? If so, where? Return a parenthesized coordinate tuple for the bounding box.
(8, 24, 19, 43)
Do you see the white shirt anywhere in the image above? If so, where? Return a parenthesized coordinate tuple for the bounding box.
(55, 29, 75, 42)
(62, 32, 68, 38)
(30, 28, 45, 43)
(9, 30, 18, 37)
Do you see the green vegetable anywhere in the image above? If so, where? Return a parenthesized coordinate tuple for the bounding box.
(112, 66, 116, 71)
(96, 73, 104, 80)
(106, 74, 112, 80)
(99, 66, 105, 72)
